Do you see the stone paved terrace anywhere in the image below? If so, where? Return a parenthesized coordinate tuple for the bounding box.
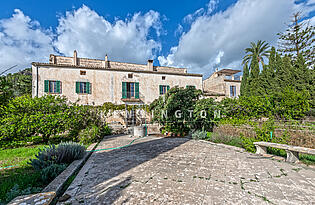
(58, 135, 315, 205)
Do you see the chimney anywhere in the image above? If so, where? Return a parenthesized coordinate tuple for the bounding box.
(231, 75, 235, 80)
(105, 54, 109, 68)
(215, 68, 219, 77)
(49, 54, 56, 64)
(73, 50, 78, 66)
(147, 60, 153, 71)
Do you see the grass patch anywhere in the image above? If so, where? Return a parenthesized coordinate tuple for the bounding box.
(300, 154, 315, 165)
(0, 145, 46, 168)
(0, 145, 48, 203)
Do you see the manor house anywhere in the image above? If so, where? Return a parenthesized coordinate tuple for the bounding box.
(32, 51, 203, 105)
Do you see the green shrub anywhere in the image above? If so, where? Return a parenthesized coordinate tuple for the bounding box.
(29, 142, 86, 170)
(28, 144, 59, 170)
(4, 184, 42, 204)
(192, 131, 208, 140)
(192, 98, 219, 131)
(57, 141, 86, 164)
(150, 86, 202, 134)
(78, 124, 111, 144)
(40, 163, 67, 182)
(207, 132, 243, 148)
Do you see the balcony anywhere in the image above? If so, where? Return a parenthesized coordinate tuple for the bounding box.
(121, 91, 141, 102)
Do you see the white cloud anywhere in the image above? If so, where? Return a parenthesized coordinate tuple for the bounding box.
(159, 0, 299, 76)
(174, 24, 183, 37)
(54, 5, 162, 64)
(0, 6, 162, 74)
(0, 9, 54, 73)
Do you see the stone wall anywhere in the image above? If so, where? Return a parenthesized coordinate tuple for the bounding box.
(214, 124, 315, 149)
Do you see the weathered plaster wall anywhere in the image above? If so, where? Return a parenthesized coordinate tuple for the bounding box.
(32, 65, 202, 105)
(203, 73, 241, 99)
(203, 75, 226, 95)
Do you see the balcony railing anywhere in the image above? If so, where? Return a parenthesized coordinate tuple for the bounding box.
(122, 91, 141, 102)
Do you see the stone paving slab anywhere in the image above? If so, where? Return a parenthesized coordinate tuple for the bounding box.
(58, 135, 315, 205)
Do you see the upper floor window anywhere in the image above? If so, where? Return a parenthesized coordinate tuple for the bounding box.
(44, 80, 61, 94)
(230, 85, 236, 97)
(128, 73, 133, 78)
(162, 76, 166, 80)
(159, 85, 170, 95)
(76, 82, 91, 94)
(80, 70, 86, 75)
(122, 82, 139, 99)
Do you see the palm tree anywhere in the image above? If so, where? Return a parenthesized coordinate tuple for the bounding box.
(242, 40, 270, 67)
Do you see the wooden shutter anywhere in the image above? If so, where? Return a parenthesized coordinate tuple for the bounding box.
(87, 82, 91, 94)
(167, 85, 170, 91)
(44, 80, 49, 93)
(122, 82, 127, 99)
(76, 82, 80, 93)
(159, 85, 163, 95)
(56, 81, 61, 93)
(135, 82, 139, 99)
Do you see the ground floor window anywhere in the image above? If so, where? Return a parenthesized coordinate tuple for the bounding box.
(122, 82, 139, 99)
(230, 85, 236, 97)
(76, 82, 91, 94)
(44, 80, 61, 94)
(159, 85, 170, 95)
(186, 85, 196, 89)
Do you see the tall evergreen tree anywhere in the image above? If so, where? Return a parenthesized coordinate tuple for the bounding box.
(278, 12, 315, 68)
(240, 63, 249, 96)
(248, 56, 260, 96)
(275, 55, 292, 89)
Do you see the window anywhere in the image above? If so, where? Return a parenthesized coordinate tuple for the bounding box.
(159, 85, 170, 95)
(162, 76, 166, 80)
(80, 70, 86, 75)
(44, 80, 61, 94)
(76, 82, 91, 94)
(122, 82, 139, 99)
(230, 85, 236, 97)
(128, 73, 133, 78)
(186, 85, 196, 89)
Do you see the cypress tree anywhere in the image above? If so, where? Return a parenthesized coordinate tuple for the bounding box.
(293, 54, 310, 92)
(248, 56, 260, 96)
(276, 55, 292, 89)
(240, 63, 249, 96)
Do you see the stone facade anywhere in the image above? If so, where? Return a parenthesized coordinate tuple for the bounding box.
(203, 69, 242, 100)
(32, 51, 202, 105)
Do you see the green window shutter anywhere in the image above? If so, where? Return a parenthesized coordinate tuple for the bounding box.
(159, 85, 163, 95)
(87, 82, 91, 94)
(56, 81, 61, 93)
(167, 85, 170, 91)
(135, 82, 139, 99)
(44, 80, 49, 93)
(76, 82, 80, 93)
(186, 85, 188, 89)
(122, 82, 127, 99)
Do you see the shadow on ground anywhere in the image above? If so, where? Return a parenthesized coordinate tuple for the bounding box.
(63, 136, 189, 204)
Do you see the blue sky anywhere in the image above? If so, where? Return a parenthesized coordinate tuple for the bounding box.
(0, 0, 314, 76)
